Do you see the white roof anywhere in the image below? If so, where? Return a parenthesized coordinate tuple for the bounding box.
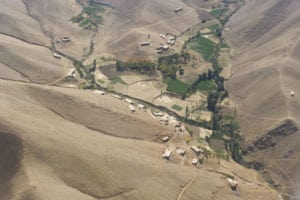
(162, 148, 172, 159)
(227, 178, 238, 187)
(191, 146, 202, 153)
(94, 90, 106, 95)
(111, 94, 122, 99)
(129, 105, 135, 111)
(192, 158, 198, 165)
(154, 112, 164, 116)
(137, 104, 145, 109)
(176, 148, 186, 155)
(125, 98, 134, 104)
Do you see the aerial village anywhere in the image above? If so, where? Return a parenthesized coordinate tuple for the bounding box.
(53, 2, 295, 190)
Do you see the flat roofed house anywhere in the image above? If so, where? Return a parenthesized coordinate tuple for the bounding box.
(191, 146, 202, 154)
(174, 7, 183, 12)
(162, 148, 172, 160)
(192, 158, 198, 165)
(61, 36, 71, 42)
(140, 42, 151, 46)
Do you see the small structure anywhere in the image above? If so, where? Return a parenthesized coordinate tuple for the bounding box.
(137, 104, 145, 109)
(61, 36, 71, 42)
(110, 94, 122, 99)
(176, 148, 186, 156)
(227, 178, 238, 191)
(160, 34, 166, 39)
(129, 105, 135, 112)
(291, 91, 295, 97)
(162, 45, 169, 51)
(174, 7, 183, 13)
(53, 52, 61, 59)
(192, 158, 198, 165)
(191, 146, 202, 154)
(156, 49, 163, 54)
(160, 115, 169, 122)
(153, 111, 164, 117)
(67, 69, 76, 78)
(125, 98, 134, 104)
(162, 136, 170, 143)
(94, 90, 106, 95)
(162, 148, 172, 160)
(140, 42, 151, 46)
(169, 36, 176, 40)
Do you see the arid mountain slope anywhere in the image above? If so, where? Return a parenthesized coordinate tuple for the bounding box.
(225, 0, 300, 198)
(0, 80, 278, 200)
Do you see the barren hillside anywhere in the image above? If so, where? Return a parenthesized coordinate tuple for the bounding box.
(0, 80, 278, 200)
(225, 0, 300, 199)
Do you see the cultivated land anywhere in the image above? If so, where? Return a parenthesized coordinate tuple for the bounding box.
(0, 0, 294, 199)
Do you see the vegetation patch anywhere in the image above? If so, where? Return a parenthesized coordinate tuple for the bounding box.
(210, 9, 225, 19)
(109, 77, 127, 85)
(158, 53, 190, 78)
(208, 24, 220, 32)
(220, 40, 229, 48)
(116, 60, 156, 75)
(71, 2, 104, 30)
(97, 79, 105, 84)
(190, 36, 215, 61)
(165, 78, 190, 95)
(171, 104, 183, 111)
(196, 80, 217, 91)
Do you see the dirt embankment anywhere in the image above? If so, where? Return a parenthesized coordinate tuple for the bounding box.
(247, 120, 298, 152)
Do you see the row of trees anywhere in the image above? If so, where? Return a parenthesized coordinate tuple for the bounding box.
(157, 52, 191, 78)
(116, 60, 156, 74)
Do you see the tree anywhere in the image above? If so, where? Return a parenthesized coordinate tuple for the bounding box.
(179, 66, 184, 76)
(116, 61, 124, 72)
(215, 28, 222, 38)
(208, 69, 213, 80)
(185, 106, 189, 119)
(211, 113, 219, 130)
(207, 92, 218, 113)
(202, 72, 207, 81)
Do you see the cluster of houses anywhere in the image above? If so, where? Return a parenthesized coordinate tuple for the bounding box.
(53, 36, 71, 59)
(152, 111, 183, 132)
(156, 34, 176, 54)
(109, 94, 146, 112)
(162, 145, 205, 166)
(67, 69, 76, 78)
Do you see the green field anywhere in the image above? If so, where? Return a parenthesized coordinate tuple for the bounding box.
(220, 41, 229, 48)
(210, 9, 225, 19)
(165, 78, 190, 95)
(191, 36, 215, 61)
(109, 77, 127, 85)
(97, 79, 105, 84)
(208, 24, 220, 32)
(196, 80, 217, 91)
(71, 3, 104, 29)
(171, 104, 183, 111)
